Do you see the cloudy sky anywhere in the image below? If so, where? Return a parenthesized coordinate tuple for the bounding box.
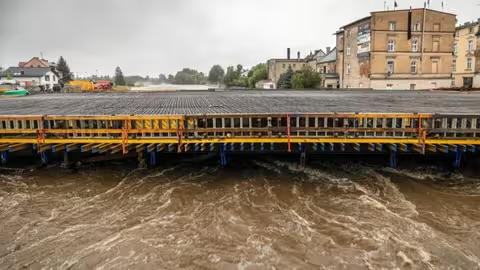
(0, 0, 477, 77)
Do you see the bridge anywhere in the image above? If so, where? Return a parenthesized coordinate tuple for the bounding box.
(0, 90, 479, 168)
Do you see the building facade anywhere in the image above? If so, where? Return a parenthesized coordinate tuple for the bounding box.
(318, 47, 339, 88)
(267, 49, 307, 85)
(453, 21, 480, 88)
(0, 67, 59, 91)
(336, 8, 456, 90)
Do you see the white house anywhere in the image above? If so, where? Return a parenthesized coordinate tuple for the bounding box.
(0, 67, 59, 91)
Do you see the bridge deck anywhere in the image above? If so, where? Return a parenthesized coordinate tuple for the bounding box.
(0, 90, 479, 115)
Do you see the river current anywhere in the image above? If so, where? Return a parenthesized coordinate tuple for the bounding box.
(0, 158, 479, 269)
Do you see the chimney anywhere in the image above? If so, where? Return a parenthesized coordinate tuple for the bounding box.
(326, 47, 331, 54)
(297, 51, 300, 60)
(287, 48, 291, 60)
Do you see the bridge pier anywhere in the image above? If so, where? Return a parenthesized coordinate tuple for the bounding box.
(40, 152, 48, 165)
(453, 151, 462, 169)
(300, 149, 307, 167)
(390, 151, 397, 168)
(1, 151, 7, 165)
(149, 152, 156, 166)
(137, 152, 147, 169)
(219, 144, 227, 167)
(61, 151, 70, 168)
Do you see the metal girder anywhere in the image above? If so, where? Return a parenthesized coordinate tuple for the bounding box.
(38, 144, 52, 152)
(156, 144, 166, 152)
(136, 144, 146, 153)
(8, 144, 29, 152)
(427, 144, 437, 153)
(110, 144, 124, 154)
(147, 144, 156, 152)
(438, 145, 449, 153)
(52, 144, 67, 152)
(66, 144, 78, 152)
(81, 144, 95, 152)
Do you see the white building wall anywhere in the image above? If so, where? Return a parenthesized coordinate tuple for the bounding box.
(474, 74, 480, 88)
(39, 71, 57, 90)
(370, 78, 451, 90)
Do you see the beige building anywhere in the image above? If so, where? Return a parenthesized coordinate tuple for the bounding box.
(267, 49, 307, 85)
(336, 8, 456, 90)
(453, 21, 480, 88)
(318, 47, 339, 88)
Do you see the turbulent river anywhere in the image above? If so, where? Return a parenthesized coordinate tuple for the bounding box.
(0, 158, 479, 269)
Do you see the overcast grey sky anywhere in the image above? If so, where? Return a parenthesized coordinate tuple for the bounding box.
(0, 0, 478, 77)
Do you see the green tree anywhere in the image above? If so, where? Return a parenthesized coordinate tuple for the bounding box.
(208, 65, 225, 84)
(247, 63, 267, 88)
(173, 68, 207, 84)
(167, 74, 174, 82)
(159, 74, 167, 82)
(291, 67, 321, 89)
(277, 67, 294, 89)
(56, 56, 73, 86)
(114, 66, 126, 86)
(6, 73, 13, 80)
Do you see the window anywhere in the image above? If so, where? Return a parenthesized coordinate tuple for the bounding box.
(389, 22, 396, 31)
(413, 23, 421, 31)
(347, 64, 351, 74)
(53, 75, 56, 82)
(468, 40, 474, 51)
(433, 40, 439, 52)
(347, 30, 351, 37)
(454, 42, 458, 53)
(346, 45, 351, 56)
(387, 60, 395, 75)
(411, 60, 417, 74)
(411, 39, 418, 52)
(388, 40, 395, 52)
(45, 75, 50, 81)
(469, 27, 474, 34)
(452, 59, 457, 72)
(451, 78, 456, 87)
(467, 58, 472, 70)
(433, 23, 440, 31)
(282, 64, 286, 68)
(410, 84, 416, 90)
(432, 60, 439, 74)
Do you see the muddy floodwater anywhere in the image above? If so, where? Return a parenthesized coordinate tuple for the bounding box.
(0, 159, 479, 269)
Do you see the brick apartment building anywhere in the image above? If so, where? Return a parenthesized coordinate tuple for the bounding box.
(336, 8, 456, 90)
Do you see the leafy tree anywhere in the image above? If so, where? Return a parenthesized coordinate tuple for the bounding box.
(145, 75, 150, 81)
(167, 74, 174, 82)
(174, 68, 207, 84)
(247, 63, 267, 88)
(6, 73, 13, 80)
(159, 74, 167, 82)
(114, 66, 126, 86)
(277, 67, 294, 89)
(208, 65, 225, 84)
(291, 67, 322, 89)
(56, 56, 73, 86)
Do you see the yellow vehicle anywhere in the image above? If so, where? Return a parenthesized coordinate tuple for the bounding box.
(66, 80, 95, 92)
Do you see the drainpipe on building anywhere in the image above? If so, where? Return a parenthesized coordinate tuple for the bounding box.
(420, 5, 427, 75)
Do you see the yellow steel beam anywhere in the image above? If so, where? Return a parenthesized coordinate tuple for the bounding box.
(66, 144, 78, 152)
(136, 144, 146, 153)
(38, 144, 52, 152)
(146, 144, 156, 152)
(44, 115, 184, 121)
(8, 144, 29, 152)
(0, 129, 38, 134)
(52, 144, 67, 152)
(0, 137, 479, 145)
(110, 144, 124, 154)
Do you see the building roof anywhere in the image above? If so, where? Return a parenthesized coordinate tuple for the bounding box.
(319, 47, 337, 63)
(371, 8, 456, 17)
(0, 67, 52, 77)
(340, 16, 371, 29)
(305, 49, 325, 62)
(268, 59, 306, 63)
(456, 20, 479, 31)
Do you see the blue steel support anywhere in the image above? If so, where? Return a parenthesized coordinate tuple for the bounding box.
(341, 143, 346, 152)
(230, 143, 235, 152)
(195, 144, 199, 152)
(299, 148, 306, 167)
(320, 143, 325, 152)
(40, 152, 48, 165)
(313, 144, 318, 152)
(453, 150, 462, 169)
(168, 144, 172, 153)
(261, 143, 265, 151)
(270, 143, 274, 151)
(250, 143, 254, 151)
(369, 143, 375, 152)
(149, 152, 156, 165)
(219, 144, 227, 167)
(240, 143, 244, 152)
(298, 143, 302, 153)
(389, 144, 398, 168)
(1, 151, 7, 165)
(469, 145, 476, 153)
(329, 143, 334, 152)
(210, 144, 214, 152)
(354, 143, 360, 152)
